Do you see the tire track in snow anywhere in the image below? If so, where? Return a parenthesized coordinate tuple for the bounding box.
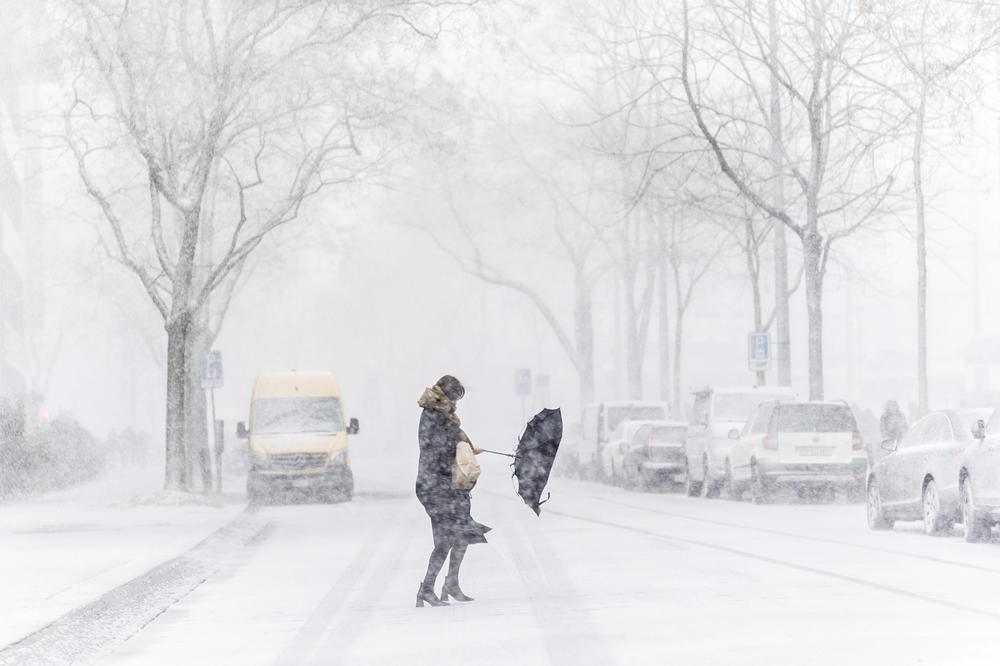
(0, 510, 269, 666)
(503, 502, 617, 666)
(298, 519, 415, 665)
(594, 496, 1000, 576)
(547, 507, 1000, 621)
(272, 505, 404, 665)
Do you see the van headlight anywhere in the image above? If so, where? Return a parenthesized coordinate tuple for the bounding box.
(249, 449, 269, 470)
(329, 449, 349, 466)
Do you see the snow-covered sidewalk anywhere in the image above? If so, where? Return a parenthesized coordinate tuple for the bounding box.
(0, 467, 246, 651)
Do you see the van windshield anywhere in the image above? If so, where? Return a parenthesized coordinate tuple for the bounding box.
(652, 426, 686, 444)
(254, 397, 343, 435)
(608, 406, 665, 432)
(713, 394, 790, 422)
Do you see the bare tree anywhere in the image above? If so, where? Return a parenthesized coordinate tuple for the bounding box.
(679, 0, 901, 399)
(61, 0, 463, 490)
(859, 0, 1000, 414)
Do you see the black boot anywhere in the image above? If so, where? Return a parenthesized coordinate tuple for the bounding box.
(416, 583, 448, 608)
(441, 577, 474, 602)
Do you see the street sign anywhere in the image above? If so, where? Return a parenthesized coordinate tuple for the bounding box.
(202, 350, 224, 389)
(748, 333, 770, 372)
(515, 368, 532, 396)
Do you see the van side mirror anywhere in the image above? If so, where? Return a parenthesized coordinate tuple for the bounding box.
(727, 428, 740, 440)
(972, 420, 987, 441)
(347, 418, 360, 435)
(236, 421, 248, 440)
(881, 438, 898, 452)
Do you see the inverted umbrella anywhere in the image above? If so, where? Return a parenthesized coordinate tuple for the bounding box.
(484, 408, 563, 515)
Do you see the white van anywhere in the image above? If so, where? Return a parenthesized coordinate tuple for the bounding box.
(684, 386, 795, 497)
(578, 401, 669, 479)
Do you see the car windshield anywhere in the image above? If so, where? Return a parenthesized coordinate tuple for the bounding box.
(253, 397, 343, 434)
(713, 394, 790, 422)
(652, 426, 686, 444)
(608, 407, 665, 432)
(772, 404, 856, 433)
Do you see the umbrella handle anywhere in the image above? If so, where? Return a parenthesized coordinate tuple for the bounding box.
(479, 448, 517, 459)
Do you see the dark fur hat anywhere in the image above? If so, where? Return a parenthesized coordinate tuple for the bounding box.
(435, 375, 465, 401)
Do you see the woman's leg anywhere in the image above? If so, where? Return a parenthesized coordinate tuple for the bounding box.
(422, 543, 449, 589)
(446, 544, 467, 584)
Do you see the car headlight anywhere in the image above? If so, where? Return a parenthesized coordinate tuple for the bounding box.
(330, 449, 349, 466)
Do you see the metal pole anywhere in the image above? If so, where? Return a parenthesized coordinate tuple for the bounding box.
(210, 387, 220, 494)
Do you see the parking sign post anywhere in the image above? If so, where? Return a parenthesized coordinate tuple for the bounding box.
(202, 351, 224, 493)
(748, 333, 770, 374)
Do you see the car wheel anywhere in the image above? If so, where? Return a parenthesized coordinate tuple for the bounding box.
(684, 462, 702, 497)
(962, 478, 990, 543)
(724, 460, 739, 501)
(866, 480, 893, 530)
(702, 458, 721, 499)
(922, 479, 948, 536)
(750, 462, 770, 505)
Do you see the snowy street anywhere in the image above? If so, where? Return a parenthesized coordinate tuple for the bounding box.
(9, 464, 992, 666)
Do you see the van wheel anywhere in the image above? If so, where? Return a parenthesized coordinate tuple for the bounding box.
(247, 474, 266, 507)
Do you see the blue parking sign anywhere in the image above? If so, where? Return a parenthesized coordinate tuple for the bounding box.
(203, 350, 224, 388)
(748, 333, 770, 371)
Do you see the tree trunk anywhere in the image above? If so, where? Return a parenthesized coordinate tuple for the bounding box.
(164, 315, 190, 491)
(748, 255, 766, 388)
(658, 245, 670, 405)
(623, 260, 643, 400)
(672, 301, 684, 418)
(803, 230, 824, 400)
(574, 270, 595, 406)
(185, 322, 212, 493)
(914, 90, 928, 416)
(769, 0, 791, 387)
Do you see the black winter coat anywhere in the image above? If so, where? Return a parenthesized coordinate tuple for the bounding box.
(416, 408, 490, 548)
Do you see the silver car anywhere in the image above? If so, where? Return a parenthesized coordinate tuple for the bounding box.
(867, 409, 991, 535)
(959, 407, 1000, 543)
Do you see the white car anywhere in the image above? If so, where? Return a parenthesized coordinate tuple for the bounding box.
(601, 420, 657, 486)
(958, 407, 1000, 542)
(728, 400, 866, 503)
(684, 386, 795, 498)
(619, 421, 689, 490)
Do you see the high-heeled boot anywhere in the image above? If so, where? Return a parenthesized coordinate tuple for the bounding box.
(440, 577, 474, 602)
(416, 583, 448, 607)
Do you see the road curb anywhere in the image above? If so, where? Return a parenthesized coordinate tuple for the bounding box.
(0, 507, 268, 666)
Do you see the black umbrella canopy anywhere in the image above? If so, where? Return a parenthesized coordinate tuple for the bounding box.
(513, 408, 562, 515)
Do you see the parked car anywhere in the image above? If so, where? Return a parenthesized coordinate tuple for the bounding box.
(600, 420, 658, 486)
(866, 409, 991, 534)
(579, 401, 669, 479)
(684, 386, 795, 498)
(728, 400, 866, 503)
(619, 421, 688, 490)
(958, 407, 1000, 543)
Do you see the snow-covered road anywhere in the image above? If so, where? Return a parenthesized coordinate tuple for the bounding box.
(92, 471, 1000, 666)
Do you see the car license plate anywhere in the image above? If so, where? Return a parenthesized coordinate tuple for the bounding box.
(292, 479, 310, 488)
(796, 446, 833, 457)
